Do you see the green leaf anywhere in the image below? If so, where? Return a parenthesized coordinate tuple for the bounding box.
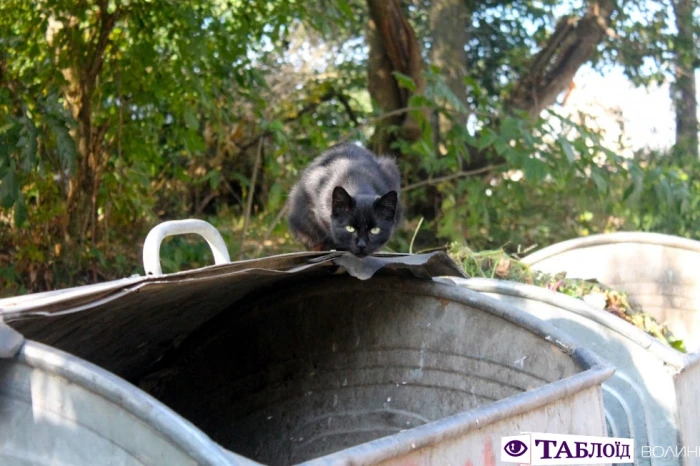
(560, 139, 576, 164)
(493, 138, 509, 156)
(0, 123, 15, 135)
(393, 72, 417, 92)
(207, 170, 221, 190)
(522, 157, 547, 182)
(590, 169, 608, 193)
(230, 172, 249, 188)
(500, 117, 519, 142)
(670, 339, 687, 352)
(0, 164, 18, 208)
(14, 191, 27, 227)
(184, 108, 199, 130)
(407, 94, 432, 109)
(267, 182, 283, 211)
(18, 115, 38, 172)
(477, 129, 497, 150)
(435, 78, 467, 114)
(623, 164, 644, 205)
(335, 0, 353, 18)
(45, 115, 77, 174)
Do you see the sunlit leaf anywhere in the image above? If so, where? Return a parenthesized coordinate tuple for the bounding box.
(393, 72, 417, 92)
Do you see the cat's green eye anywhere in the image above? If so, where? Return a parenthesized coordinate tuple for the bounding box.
(345, 225, 356, 233)
(370, 227, 381, 235)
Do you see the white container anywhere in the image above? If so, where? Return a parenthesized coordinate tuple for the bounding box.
(524, 232, 700, 351)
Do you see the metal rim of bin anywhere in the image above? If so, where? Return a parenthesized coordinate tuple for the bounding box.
(442, 277, 700, 372)
(438, 277, 700, 466)
(522, 230, 700, 355)
(523, 231, 700, 266)
(300, 278, 614, 465)
(2, 270, 614, 466)
(13, 339, 239, 466)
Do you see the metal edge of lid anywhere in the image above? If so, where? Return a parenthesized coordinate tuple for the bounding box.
(446, 276, 693, 368)
(523, 231, 700, 265)
(0, 251, 465, 321)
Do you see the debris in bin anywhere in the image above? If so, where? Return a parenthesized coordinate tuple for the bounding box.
(448, 243, 687, 352)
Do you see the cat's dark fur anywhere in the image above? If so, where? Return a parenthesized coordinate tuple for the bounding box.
(287, 143, 403, 257)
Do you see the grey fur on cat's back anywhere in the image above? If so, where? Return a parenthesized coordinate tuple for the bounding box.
(287, 143, 403, 257)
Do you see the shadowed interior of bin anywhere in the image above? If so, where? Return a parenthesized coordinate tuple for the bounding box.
(141, 276, 579, 465)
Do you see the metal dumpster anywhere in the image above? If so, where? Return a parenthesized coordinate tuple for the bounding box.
(444, 276, 700, 466)
(0, 333, 252, 466)
(523, 232, 700, 352)
(0, 221, 614, 465)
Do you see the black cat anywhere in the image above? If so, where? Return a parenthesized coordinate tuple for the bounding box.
(287, 143, 403, 257)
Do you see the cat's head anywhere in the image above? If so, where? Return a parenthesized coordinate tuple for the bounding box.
(330, 186, 399, 257)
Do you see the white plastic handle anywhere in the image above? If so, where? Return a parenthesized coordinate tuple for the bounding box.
(142, 219, 231, 276)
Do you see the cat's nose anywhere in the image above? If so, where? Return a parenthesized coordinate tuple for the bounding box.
(357, 238, 367, 250)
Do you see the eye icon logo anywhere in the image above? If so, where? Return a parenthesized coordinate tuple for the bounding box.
(500, 434, 531, 463)
(504, 440, 528, 457)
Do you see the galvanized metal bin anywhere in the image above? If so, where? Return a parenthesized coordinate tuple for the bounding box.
(0, 221, 614, 465)
(444, 276, 700, 466)
(524, 232, 700, 352)
(0, 334, 256, 466)
(138, 275, 613, 465)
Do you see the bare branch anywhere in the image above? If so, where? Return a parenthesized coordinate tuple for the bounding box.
(507, 0, 616, 119)
(238, 88, 340, 152)
(336, 93, 359, 126)
(239, 137, 264, 259)
(86, 5, 119, 84)
(402, 164, 505, 192)
(366, 0, 426, 153)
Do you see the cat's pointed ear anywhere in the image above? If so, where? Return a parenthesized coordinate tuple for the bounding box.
(332, 186, 354, 216)
(374, 190, 398, 220)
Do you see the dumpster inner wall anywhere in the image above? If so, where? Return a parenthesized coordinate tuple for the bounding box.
(141, 276, 580, 465)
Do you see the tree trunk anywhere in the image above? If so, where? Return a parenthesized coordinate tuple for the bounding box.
(48, 3, 118, 246)
(429, 0, 470, 141)
(366, 0, 426, 155)
(671, 0, 698, 159)
(507, 0, 615, 120)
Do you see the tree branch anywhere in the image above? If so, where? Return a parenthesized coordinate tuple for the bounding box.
(336, 93, 359, 126)
(367, 0, 426, 153)
(239, 137, 264, 259)
(402, 164, 505, 191)
(0, 52, 24, 115)
(238, 88, 339, 152)
(507, 0, 616, 119)
(86, 4, 119, 84)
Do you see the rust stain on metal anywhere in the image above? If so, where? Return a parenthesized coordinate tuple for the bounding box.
(483, 437, 496, 466)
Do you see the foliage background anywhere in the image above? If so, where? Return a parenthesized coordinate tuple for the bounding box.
(0, 0, 698, 297)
